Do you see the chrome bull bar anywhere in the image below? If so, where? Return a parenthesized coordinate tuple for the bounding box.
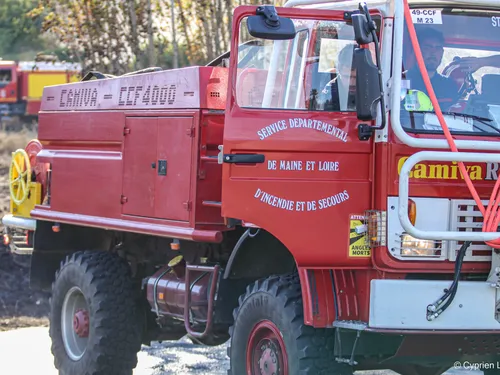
(399, 151, 500, 241)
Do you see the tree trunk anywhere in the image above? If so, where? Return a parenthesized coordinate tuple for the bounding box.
(128, 0, 139, 70)
(176, 0, 194, 64)
(216, 0, 227, 53)
(211, 0, 220, 56)
(199, 0, 213, 62)
(226, 0, 233, 43)
(147, 0, 156, 66)
(171, 0, 179, 68)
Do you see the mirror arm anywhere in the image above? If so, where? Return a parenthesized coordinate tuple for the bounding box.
(359, 2, 386, 131)
(255, 6, 280, 28)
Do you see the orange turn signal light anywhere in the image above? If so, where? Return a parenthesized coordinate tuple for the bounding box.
(408, 199, 416, 226)
(170, 239, 180, 251)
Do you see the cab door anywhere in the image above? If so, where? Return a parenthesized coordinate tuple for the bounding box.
(221, 6, 380, 267)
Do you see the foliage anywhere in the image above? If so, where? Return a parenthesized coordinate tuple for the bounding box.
(0, 0, 47, 60)
(5, 0, 286, 74)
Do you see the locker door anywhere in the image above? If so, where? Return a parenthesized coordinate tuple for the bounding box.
(154, 117, 194, 221)
(122, 117, 158, 217)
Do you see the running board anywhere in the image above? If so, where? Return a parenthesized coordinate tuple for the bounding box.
(399, 151, 500, 241)
(332, 320, 367, 331)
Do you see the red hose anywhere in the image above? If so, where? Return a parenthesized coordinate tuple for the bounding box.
(402, 0, 500, 248)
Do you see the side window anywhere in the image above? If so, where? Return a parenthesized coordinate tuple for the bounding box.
(307, 37, 357, 112)
(236, 18, 290, 108)
(0, 69, 12, 88)
(235, 17, 377, 112)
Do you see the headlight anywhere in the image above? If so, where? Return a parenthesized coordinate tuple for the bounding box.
(400, 233, 441, 256)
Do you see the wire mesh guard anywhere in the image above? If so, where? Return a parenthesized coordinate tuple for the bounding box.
(449, 199, 493, 262)
(364, 210, 386, 247)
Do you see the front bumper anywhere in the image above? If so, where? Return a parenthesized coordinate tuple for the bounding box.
(2, 214, 36, 231)
(369, 279, 500, 330)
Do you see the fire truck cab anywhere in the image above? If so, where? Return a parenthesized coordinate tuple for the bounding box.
(4, 0, 500, 374)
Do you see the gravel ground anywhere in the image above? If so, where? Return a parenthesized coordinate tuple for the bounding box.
(0, 327, 228, 375)
(0, 326, 487, 375)
(144, 337, 229, 375)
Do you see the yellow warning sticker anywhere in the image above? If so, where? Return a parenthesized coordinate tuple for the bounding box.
(349, 214, 371, 257)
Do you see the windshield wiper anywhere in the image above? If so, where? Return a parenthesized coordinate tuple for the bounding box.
(411, 110, 500, 134)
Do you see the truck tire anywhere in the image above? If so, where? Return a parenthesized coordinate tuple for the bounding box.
(227, 273, 353, 375)
(49, 250, 143, 375)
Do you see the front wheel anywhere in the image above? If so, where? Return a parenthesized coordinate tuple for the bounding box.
(49, 251, 143, 375)
(228, 273, 353, 375)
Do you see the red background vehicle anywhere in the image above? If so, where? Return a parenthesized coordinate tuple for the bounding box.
(0, 58, 80, 128)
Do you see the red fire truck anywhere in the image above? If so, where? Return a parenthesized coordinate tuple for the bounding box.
(3, 0, 500, 374)
(0, 58, 80, 128)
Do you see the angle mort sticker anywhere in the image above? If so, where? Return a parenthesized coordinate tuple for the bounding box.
(349, 214, 371, 257)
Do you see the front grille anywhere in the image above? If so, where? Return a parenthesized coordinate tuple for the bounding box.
(449, 199, 493, 262)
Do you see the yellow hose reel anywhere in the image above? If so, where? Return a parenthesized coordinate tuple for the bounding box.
(9, 149, 32, 206)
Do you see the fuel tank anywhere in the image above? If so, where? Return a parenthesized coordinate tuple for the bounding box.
(145, 256, 212, 321)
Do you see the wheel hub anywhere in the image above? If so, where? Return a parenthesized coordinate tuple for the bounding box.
(61, 286, 89, 361)
(258, 345, 279, 374)
(247, 320, 288, 375)
(73, 309, 89, 338)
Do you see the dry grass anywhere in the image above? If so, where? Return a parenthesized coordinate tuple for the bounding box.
(0, 316, 49, 332)
(0, 129, 37, 157)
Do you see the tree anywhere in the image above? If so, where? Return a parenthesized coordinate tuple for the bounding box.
(29, 1, 134, 75)
(0, 0, 47, 60)
(25, 0, 286, 73)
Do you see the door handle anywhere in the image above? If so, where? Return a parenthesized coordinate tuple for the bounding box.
(223, 154, 265, 164)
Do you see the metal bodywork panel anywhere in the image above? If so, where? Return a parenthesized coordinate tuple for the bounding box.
(32, 67, 228, 241)
(40, 66, 227, 112)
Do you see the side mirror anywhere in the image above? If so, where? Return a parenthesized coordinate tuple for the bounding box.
(247, 6, 296, 40)
(354, 47, 381, 121)
(352, 13, 374, 45)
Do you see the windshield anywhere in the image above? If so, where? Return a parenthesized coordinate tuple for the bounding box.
(401, 7, 500, 136)
(236, 17, 379, 112)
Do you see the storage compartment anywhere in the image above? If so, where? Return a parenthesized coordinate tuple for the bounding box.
(122, 116, 194, 222)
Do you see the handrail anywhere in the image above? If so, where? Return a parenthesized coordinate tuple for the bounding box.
(399, 151, 500, 241)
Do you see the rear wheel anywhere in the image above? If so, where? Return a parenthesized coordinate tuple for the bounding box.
(228, 273, 353, 375)
(49, 250, 143, 375)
